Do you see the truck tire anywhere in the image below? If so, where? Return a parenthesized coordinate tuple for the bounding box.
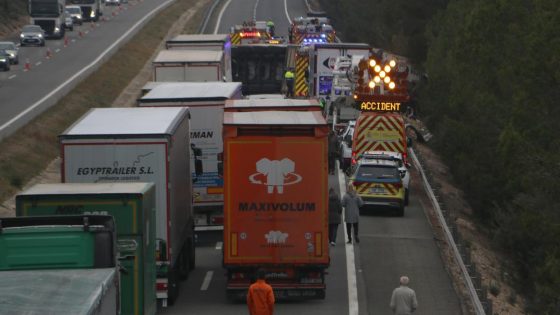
(396, 206, 405, 217)
(178, 245, 189, 280)
(405, 189, 409, 206)
(167, 268, 180, 305)
(189, 238, 195, 270)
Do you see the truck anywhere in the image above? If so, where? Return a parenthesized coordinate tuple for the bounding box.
(137, 82, 243, 231)
(16, 182, 158, 315)
(58, 107, 195, 307)
(224, 98, 323, 113)
(165, 34, 232, 83)
(152, 50, 231, 82)
(289, 16, 335, 45)
(222, 110, 329, 300)
(0, 215, 119, 315)
(28, 0, 66, 38)
(231, 44, 289, 95)
(67, 0, 102, 22)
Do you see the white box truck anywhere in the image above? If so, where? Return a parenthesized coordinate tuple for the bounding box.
(165, 34, 232, 81)
(59, 107, 194, 307)
(308, 43, 370, 97)
(137, 82, 243, 231)
(152, 50, 231, 82)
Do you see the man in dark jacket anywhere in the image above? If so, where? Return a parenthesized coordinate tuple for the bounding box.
(328, 188, 342, 246)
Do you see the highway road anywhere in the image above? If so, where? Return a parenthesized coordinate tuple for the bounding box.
(0, 0, 174, 140)
(0, 0, 465, 313)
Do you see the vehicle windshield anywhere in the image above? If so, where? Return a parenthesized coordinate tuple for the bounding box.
(29, 0, 60, 16)
(363, 155, 403, 168)
(69, 0, 96, 4)
(355, 165, 399, 181)
(0, 43, 15, 50)
(66, 7, 81, 13)
(22, 25, 42, 33)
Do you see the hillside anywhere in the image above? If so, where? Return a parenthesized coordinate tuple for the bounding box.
(0, 0, 28, 37)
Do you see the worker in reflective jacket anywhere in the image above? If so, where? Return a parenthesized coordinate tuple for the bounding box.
(247, 269, 275, 315)
(284, 68, 295, 98)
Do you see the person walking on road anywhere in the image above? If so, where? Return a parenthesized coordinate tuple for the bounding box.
(247, 269, 275, 315)
(284, 68, 295, 98)
(341, 183, 363, 244)
(390, 276, 418, 315)
(328, 187, 342, 246)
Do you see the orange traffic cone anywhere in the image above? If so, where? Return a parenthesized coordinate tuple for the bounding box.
(79, 30, 83, 38)
(64, 35, 68, 47)
(91, 21, 95, 28)
(46, 48, 52, 59)
(24, 58, 31, 71)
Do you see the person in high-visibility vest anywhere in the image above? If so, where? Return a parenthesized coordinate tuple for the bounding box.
(266, 20, 275, 37)
(284, 68, 295, 98)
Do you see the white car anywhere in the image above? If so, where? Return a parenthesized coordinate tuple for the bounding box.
(357, 150, 411, 205)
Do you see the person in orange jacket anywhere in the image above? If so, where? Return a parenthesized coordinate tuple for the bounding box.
(247, 269, 275, 315)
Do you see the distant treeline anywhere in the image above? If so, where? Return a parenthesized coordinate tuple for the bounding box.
(319, 0, 560, 313)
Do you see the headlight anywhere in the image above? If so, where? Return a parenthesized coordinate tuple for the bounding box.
(38, 34, 43, 38)
(90, 11, 95, 17)
(77, 15, 82, 19)
(54, 27, 60, 33)
(20, 34, 24, 38)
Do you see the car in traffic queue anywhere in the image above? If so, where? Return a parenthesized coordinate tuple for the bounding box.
(356, 150, 411, 205)
(65, 5, 83, 25)
(0, 49, 11, 71)
(105, 0, 121, 6)
(0, 41, 19, 64)
(20, 25, 46, 47)
(64, 11, 74, 31)
(348, 157, 406, 216)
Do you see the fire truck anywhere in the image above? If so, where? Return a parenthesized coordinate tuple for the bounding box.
(289, 15, 336, 45)
(230, 20, 273, 45)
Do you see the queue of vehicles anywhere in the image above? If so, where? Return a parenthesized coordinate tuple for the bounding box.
(0, 9, 420, 312)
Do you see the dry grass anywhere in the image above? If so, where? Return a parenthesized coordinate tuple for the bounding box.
(0, 0, 210, 203)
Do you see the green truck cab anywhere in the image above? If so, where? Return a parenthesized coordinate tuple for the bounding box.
(0, 215, 119, 315)
(15, 182, 157, 315)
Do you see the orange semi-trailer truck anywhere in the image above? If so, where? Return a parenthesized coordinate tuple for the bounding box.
(223, 110, 329, 300)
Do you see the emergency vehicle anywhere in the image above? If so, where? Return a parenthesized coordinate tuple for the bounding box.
(289, 16, 335, 45)
(230, 20, 272, 45)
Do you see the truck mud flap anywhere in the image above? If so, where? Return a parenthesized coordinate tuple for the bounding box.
(227, 287, 325, 301)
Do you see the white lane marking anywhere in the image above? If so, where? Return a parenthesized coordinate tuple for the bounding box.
(215, 241, 223, 250)
(35, 62, 42, 66)
(200, 271, 214, 291)
(283, 0, 291, 23)
(8, 75, 16, 80)
(85, 30, 90, 34)
(213, 0, 232, 34)
(338, 162, 359, 315)
(0, 0, 174, 134)
(252, 0, 260, 21)
(55, 48, 60, 53)
(72, 39, 76, 42)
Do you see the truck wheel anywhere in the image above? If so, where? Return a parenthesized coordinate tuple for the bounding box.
(178, 245, 189, 280)
(396, 206, 405, 217)
(167, 268, 180, 305)
(189, 238, 195, 270)
(405, 189, 409, 206)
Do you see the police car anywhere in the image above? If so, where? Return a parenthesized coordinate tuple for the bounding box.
(349, 156, 406, 216)
(357, 151, 411, 205)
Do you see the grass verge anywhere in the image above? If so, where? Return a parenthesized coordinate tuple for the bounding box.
(0, 0, 210, 203)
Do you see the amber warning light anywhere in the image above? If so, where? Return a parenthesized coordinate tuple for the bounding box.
(358, 101, 401, 112)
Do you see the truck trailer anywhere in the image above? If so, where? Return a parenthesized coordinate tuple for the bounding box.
(58, 107, 195, 307)
(222, 110, 329, 300)
(224, 98, 323, 112)
(0, 215, 119, 315)
(138, 82, 243, 231)
(16, 182, 158, 315)
(152, 50, 231, 82)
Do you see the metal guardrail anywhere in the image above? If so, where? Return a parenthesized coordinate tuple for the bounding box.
(410, 148, 492, 315)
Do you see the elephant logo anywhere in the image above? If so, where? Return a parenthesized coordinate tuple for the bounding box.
(265, 231, 289, 244)
(249, 158, 302, 194)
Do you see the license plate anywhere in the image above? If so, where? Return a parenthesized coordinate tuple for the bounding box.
(370, 187, 385, 194)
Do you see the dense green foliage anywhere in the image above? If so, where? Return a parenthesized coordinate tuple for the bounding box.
(0, 0, 27, 20)
(320, 0, 560, 312)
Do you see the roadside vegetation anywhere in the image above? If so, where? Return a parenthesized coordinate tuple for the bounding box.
(0, 0, 209, 203)
(320, 0, 559, 313)
(0, 0, 28, 36)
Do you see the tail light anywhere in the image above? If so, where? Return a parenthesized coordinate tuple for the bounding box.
(351, 152, 357, 165)
(230, 272, 246, 280)
(301, 271, 323, 284)
(156, 282, 168, 291)
(402, 152, 408, 164)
